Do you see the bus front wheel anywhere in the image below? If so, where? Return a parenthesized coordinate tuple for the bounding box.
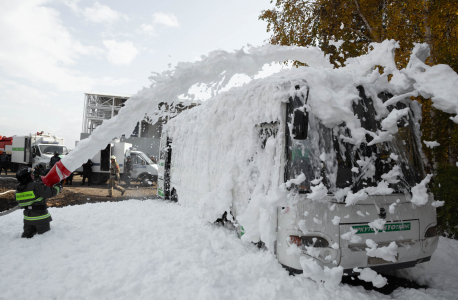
(171, 188, 178, 202)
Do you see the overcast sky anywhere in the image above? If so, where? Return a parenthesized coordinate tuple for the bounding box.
(0, 0, 272, 148)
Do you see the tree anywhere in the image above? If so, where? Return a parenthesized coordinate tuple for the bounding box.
(259, 0, 458, 69)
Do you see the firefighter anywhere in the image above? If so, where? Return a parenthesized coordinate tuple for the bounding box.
(0, 152, 9, 175)
(82, 159, 93, 186)
(124, 156, 133, 187)
(107, 155, 125, 197)
(49, 151, 61, 168)
(15, 167, 62, 238)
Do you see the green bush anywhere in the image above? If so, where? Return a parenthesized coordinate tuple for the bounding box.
(432, 164, 458, 238)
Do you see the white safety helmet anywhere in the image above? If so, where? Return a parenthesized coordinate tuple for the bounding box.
(110, 155, 116, 161)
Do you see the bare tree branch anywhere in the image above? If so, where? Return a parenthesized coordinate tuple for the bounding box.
(381, 0, 387, 41)
(353, 0, 379, 41)
(423, 0, 434, 63)
(349, 28, 374, 42)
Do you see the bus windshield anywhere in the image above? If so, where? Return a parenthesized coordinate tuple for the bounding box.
(285, 87, 425, 195)
(332, 89, 425, 193)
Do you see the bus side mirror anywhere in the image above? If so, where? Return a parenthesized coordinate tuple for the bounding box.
(293, 109, 308, 140)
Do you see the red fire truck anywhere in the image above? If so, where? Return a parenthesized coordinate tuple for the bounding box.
(0, 136, 13, 170)
(0, 136, 13, 155)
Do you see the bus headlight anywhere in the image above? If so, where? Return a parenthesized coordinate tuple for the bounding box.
(423, 225, 439, 253)
(288, 235, 336, 262)
(289, 235, 329, 248)
(424, 226, 437, 238)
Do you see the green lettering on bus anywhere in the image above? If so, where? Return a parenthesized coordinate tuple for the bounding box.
(352, 222, 411, 234)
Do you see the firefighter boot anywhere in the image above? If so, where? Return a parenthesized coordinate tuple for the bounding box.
(118, 186, 125, 196)
(106, 189, 113, 197)
(21, 225, 37, 238)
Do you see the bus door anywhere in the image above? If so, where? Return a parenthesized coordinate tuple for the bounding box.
(164, 138, 172, 200)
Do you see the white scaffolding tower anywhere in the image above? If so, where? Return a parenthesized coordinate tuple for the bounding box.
(81, 92, 199, 157)
(82, 92, 132, 134)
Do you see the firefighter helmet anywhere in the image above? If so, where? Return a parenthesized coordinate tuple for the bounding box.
(16, 167, 33, 183)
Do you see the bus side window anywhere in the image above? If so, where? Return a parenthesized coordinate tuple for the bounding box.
(259, 124, 278, 149)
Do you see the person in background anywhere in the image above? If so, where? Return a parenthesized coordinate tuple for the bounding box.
(124, 156, 133, 187)
(107, 155, 125, 197)
(32, 165, 46, 182)
(65, 172, 74, 185)
(15, 167, 62, 238)
(82, 159, 93, 186)
(0, 152, 9, 175)
(49, 152, 61, 168)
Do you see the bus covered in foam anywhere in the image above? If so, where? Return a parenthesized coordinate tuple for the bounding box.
(156, 52, 438, 283)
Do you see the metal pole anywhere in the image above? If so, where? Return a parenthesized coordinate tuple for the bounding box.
(82, 94, 87, 133)
(111, 97, 115, 118)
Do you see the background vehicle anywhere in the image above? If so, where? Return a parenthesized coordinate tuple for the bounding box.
(129, 150, 158, 184)
(10, 133, 68, 172)
(0, 136, 13, 155)
(157, 79, 438, 276)
(74, 139, 158, 185)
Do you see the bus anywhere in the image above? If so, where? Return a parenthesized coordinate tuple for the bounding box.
(157, 75, 438, 276)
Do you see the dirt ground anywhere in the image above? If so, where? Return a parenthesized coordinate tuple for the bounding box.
(0, 174, 157, 213)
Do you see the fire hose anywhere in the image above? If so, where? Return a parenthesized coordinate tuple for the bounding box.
(0, 205, 19, 217)
(0, 179, 64, 217)
(0, 190, 18, 217)
(0, 190, 15, 196)
(0, 189, 19, 217)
